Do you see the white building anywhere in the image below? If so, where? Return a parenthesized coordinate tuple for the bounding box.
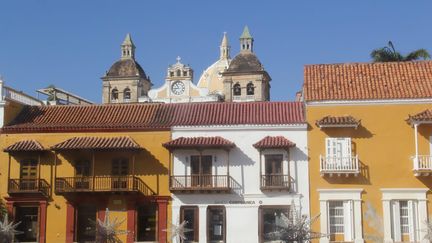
(163, 102, 309, 243)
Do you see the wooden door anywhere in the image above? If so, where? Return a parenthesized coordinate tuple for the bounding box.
(75, 160, 90, 190)
(20, 159, 37, 190)
(112, 158, 129, 189)
(191, 155, 212, 187)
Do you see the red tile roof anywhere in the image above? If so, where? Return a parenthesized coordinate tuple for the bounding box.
(163, 137, 235, 150)
(408, 109, 432, 124)
(253, 136, 295, 150)
(3, 102, 305, 133)
(316, 115, 360, 128)
(4, 140, 45, 152)
(304, 61, 432, 101)
(51, 136, 141, 150)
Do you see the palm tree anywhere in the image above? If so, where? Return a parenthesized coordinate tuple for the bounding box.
(370, 41, 430, 62)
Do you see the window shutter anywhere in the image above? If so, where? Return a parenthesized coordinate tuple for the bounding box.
(343, 200, 353, 241)
(325, 138, 334, 157)
(407, 200, 417, 242)
(392, 201, 402, 242)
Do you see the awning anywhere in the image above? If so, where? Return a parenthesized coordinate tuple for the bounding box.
(4, 140, 45, 152)
(51, 136, 141, 151)
(407, 109, 432, 125)
(253, 136, 295, 150)
(163, 136, 235, 150)
(316, 115, 360, 128)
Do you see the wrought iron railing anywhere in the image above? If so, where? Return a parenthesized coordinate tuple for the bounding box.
(8, 179, 51, 197)
(320, 155, 359, 174)
(55, 176, 155, 196)
(170, 175, 234, 191)
(260, 174, 290, 190)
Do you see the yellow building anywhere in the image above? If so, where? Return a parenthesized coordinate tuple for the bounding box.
(1, 104, 172, 243)
(304, 61, 432, 243)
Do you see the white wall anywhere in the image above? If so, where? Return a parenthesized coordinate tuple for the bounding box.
(170, 124, 309, 243)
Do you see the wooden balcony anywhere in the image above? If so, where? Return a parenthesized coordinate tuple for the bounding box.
(260, 174, 290, 191)
(413, 155, 432, 176)
(8, 179, 51, 198)
(170, 175, 234, 193)
(55, 176, 155, 196)
(320, 155, 359, 177)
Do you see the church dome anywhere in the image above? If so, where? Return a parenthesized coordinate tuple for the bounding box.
(226, 52, 264, 73)
(106, 59, 146, 78)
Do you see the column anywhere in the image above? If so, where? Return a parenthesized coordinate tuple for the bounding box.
(199, 205, 207, 243)
(126, 199, 136, 243)
(353, 200, 364, 243)
(319, 200, 329, 243)
(65, 202, 75, 243)
(382, 199, 393, 243)
(418, 199, 428, 242)
(157, 199, 168, 243)
(39, 201, 47, 243)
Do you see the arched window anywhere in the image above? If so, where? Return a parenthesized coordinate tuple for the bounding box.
(111, 88, 118, 101)
(177, 70, 181, 77)
(124, 88, 131, 101)
(247, 82, 254, 95)
(233, 83, 241, 96)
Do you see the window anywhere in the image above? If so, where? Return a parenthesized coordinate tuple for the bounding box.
(233, 83, 241, 96)
(180, 206, 199, 242)
(75, 159, 91, 189)
(111, 88, 118, 101)
(326, 137, 351, 158)
(177, 70, 181, 77)
(207, 206, 226, 243)
(328, 201, 344, 234)
(170, 71, 174, 77)
(137, 203, 157, 241)
(328, 200, 353, 241)
(259, 206, 290, 243)
(391, 200, 418, 241)
(123, 88, 131, 101)
(183, 71, 188, 76)
(246, 82, 254, 95)
(20, 159, 37, 190)
(263, 154, 287, 188)
(191, 155, 212, 187)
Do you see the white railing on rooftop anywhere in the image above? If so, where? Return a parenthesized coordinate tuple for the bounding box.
(320, 155, 359, 174)
(3, 86, 42, 106)
(413, 155, 432, 171)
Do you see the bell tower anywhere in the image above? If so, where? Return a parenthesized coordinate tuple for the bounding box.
(121, 33, 135, 60)
(240, 26, 254, 53)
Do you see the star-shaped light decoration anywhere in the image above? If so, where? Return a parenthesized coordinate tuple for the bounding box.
(0, 214, 22, 243)
(163, 220, 193, 243)
(265, 201, 326, 242)
(93, 208, 128, 243)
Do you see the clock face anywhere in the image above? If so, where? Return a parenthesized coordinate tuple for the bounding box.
(171, 81, 185, 95)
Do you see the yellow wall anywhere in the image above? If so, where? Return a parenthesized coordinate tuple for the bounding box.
(0, 131, 172, 243)
(3, 100, 25, 126)
(307, 103, 432, 242)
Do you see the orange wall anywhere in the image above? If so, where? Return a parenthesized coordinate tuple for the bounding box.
(307, 102, 432, 242)
(0, 131, 172, 243)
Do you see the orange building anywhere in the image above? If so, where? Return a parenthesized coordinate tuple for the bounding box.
(304, 61, 432, 243)
(1, 104, 172, 243)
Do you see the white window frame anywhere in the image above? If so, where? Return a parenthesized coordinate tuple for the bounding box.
(318, 189, 363, 243)
(381, 188, 428, 243)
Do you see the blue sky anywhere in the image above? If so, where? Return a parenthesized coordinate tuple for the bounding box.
(1, 1, 431, 102)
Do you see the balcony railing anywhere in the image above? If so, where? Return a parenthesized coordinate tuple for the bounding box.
(320, 155, 359, 176)
(413, 155, 432, 176)
(170, 175, 233, 193)
(8, 179, 51, 197)
(55, 176, 155, 196)
(260, 174, 290, 191)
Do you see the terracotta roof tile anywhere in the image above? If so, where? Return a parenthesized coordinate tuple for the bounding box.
(304, 61, 432, 101)
(4, 140, 45, 152)
(3, 102, 305, 133)
(51, 136, 140, 150)
(408, 110, 432, 124)
(253, 136, 295, 149)
(316, 115, 360, 128)
(163, 136, 235, 150)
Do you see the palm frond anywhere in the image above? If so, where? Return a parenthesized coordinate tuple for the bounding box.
(404, 49, 431, 61)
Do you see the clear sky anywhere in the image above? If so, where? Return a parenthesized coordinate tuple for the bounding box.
(1, 1, 431, 103)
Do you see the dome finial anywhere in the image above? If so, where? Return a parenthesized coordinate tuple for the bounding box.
(121, 33, 136, 60)
(176, 56, 182, 63)
(220, 32, 230, 60)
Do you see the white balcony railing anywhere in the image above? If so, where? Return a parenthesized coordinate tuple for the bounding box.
(413, 155, 432, 176)
(320, 155, 359, 176)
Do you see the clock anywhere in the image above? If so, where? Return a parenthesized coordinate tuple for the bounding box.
(171, 81, 185, 95)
